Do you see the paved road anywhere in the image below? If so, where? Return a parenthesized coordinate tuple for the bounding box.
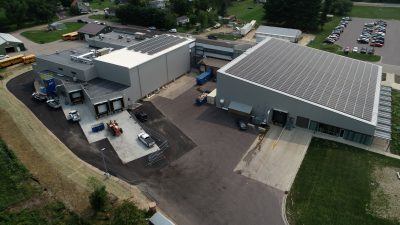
(354, 2, 400, 8)
(336, 18, 400, 66)
(8, 72, 285, 225)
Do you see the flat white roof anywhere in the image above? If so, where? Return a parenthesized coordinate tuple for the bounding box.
(255, 26, 302, 38)
(0, 33, 22, 45)
(219, 37, 381, 125)
(95, 34, 194, 68)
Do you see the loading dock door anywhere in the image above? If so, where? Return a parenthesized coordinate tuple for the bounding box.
(272, 109, 288, 126)
(296, 116, 310, 128)
(69, 90, 84, 104)
(94, 102, 109, 117)
(5, 47, 15, 53)
(228, 101, 252, 116)
(110, 98, 124, 112)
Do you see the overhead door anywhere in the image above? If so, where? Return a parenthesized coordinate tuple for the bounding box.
(69, 90, 84, 104)
(110, 98, 124, 112)
(94, 102, 109, 117)
(272, 109, 288, 126)
(296, 116, 310, 128)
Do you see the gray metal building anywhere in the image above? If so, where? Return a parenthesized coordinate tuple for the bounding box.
(255, 26, 302, 43)
(86, 31, 142, 50)
(0, 33, 26, 55)
(216, 38, 390, 145)
(33, 34, 194, 118)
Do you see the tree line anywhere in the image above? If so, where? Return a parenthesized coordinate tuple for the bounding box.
(264, 0, 353, 31)
(116, 0, 232, 29)
(1, 0, 59, 31)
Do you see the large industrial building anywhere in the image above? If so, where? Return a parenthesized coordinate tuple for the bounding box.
(255, 26, 302, 43)
(216, 37, 391, 145)
(33, 34, 194, 118)
(0, 33, 26, 55)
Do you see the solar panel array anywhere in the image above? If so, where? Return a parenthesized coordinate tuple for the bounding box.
(127, 34, 186, 55)
(225, 38, 380, 121)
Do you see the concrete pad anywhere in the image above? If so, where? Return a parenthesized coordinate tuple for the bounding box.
(60, 101, 160, 163)
(158, 75, 196, 100)
(235, 126, 312, 192)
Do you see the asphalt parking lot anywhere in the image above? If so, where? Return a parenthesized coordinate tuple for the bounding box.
(8, 72, 285, 225)
(336, 18, 400, 66)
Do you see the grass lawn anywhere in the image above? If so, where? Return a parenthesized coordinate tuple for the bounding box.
(350, 6, 400, 20)
(391, 90, 400, 155)
(89, 14, 119, 22)
(308, 17, 380, 62)
(209, 32, 239, 41)
(90, 0, 114, 10)
(287, 138, 400, 225)
(177, 26, 195, 33)
(21, 22, 84, 44)
(0, 8, 5, 20)
(227, 0, 265, 23)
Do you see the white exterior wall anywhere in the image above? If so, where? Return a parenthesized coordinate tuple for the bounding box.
(94, 61, 131, 85)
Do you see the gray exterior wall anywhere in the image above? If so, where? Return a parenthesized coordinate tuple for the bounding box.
(256, 34, 296, 43)
(0, 42, 25, 55)
(216, 73, 376, 135)
(94, 61, 131, 85)
(33, 57, 96, 81)
(137, 56, 168, 95)
(166, 45, 190, 80)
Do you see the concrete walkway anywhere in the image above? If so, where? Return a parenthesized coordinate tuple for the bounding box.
(381, 73, 400, 90)
(354, 2, 400, 8)
(235, 126, 313, 192)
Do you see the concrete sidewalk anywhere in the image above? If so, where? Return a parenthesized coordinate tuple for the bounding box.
(235, 126, 313, 192)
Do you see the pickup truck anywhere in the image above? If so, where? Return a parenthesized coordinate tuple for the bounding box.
(138, 132, 155, 148)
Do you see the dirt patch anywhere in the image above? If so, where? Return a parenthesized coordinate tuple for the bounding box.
(369, 166, 400, 222)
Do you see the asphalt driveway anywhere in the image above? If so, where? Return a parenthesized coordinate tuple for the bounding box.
(336, 18, 400, 66)
(8, 72, 285, 225)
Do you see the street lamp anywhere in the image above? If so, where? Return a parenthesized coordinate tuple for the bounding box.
(100, 148, 110, 178)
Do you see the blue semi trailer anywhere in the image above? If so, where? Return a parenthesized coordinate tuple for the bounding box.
(196, 68, 212, 85)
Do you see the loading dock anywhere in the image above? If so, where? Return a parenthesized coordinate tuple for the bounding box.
(272, 109, 288, 126)
(296, 116, 310, 128)
(228, 101, 252, 116)
(94, 101, 109, 117)
(110, 97, 124, 112)
(69, 90, 84, 104)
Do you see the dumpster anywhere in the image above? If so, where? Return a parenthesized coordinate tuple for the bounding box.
(91, 122, 105, 132)
(196, 68, 212, 85)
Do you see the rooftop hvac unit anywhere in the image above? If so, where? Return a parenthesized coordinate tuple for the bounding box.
(55, 50, 59, 54)
(118, 35, 123, 39)
(127, 37, 131, 42)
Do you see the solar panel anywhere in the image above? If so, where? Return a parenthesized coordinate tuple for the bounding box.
(225, 38, 380, 121)
(127, 34, 186, 55)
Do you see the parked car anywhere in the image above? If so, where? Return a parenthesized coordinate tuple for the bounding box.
(343, 46, 350, 54)
(370, 42, 383, 47)
(148, 26, 156, 30)
(77, 19, 84, 23)
(357, 38, 369, 44)
(352, 46, 359, 53)
(134, 111, 148, 122)
(138, 132, 155, 148)
(67, 110, 81, 122)
(0, 55, 9, 60)
(367, 47, 375, 55)
(360, 47, 367, 54)
(46, 98, 61, 109)
(207, 35, 218, 40)
(169, 28, 177, 33)
(32, 92, 47, 102)
(324, 38, 335, 44)
(236, 119, 248, 131)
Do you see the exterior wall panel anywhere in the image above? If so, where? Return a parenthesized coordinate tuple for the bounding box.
(216, 73, 376, 135)
(94, 61, 131, 85)
(166, 45, 190, 80)
(137, 55, 168, 95)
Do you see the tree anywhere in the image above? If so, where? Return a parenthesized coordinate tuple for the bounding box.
(332, 0, 353, 16)
(170, 0, 191, 16)
(89, 185, 107, 212)
(264, 0, 322, 31)
(60, 0, 73, 7)
(3, 0, 28, 28)
(110, 201, 147, 225)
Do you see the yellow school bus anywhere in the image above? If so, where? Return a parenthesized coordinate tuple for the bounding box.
(0, 55, 24, 68)
(62, 32, 79, 41)
(22, 54, 36, 64)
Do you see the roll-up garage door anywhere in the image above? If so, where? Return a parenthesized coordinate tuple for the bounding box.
(94, 102, 109, 117)
(296, 116, 310, 128)
(110, 97, 124, 112)
(69, 90, 84, 104)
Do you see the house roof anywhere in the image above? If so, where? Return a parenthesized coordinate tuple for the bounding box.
(219, 37, 381, 124)
(78, 23, 107, 36)
(0, 33, 23, 45)
(177, 16, 189, 21)
(256, 26, 302, 38)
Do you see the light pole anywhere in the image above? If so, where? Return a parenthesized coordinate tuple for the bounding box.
(100, 148, 110, 178)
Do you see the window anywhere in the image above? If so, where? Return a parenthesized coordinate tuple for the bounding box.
(71, 71, 76, 75)
(58, 67, 63, 71)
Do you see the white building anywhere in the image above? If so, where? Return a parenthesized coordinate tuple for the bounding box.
(255, 26, 302, 43)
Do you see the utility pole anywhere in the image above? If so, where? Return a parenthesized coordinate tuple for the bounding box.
(100, 148, 110, 178)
